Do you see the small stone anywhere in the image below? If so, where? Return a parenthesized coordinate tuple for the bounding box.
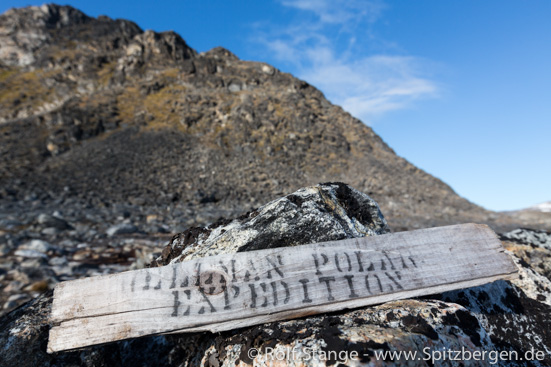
(72, 251, 90, 261)
(14, 249, 48, 259)
(41, 227, 59, 235)
(146, 214, 159, 223)
(228, 83, 241, 92)
(66, 230, 79, 237)
(3, 293, 31, 310)
(129, 197, 146, 206)
(21, 258, 48, 267)
(0, 243, 10, 256)
(144, 224, 170, 234)
(7, 294, 29, 302)
(36, 214, 72, 230)
(4, 280, 24, 293)
(157, 225, 170, 234)
(0, 218, 22, 229)
(49, 257, 68, 266)
(106, 223, 139, 236)
(21, 239, 52, 253)
(7, 269, 29, 283)
(85, 229, 98, 238)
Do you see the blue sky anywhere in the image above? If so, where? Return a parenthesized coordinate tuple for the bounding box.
(2, 1, 550, 211)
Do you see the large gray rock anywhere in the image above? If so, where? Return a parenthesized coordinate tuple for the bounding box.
(153, 182, 389, 266)
(1, 184, 550, 366)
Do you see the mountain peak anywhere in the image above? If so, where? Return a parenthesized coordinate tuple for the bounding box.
(0, 4, 83, 66)
(0, 4, 146, 67)
(2, 4, 91, 29)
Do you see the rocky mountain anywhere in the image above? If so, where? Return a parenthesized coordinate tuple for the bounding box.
(2, 4, 548, 232)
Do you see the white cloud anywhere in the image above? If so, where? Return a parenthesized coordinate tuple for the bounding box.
(252, 0, 439, 124)
(281, 0, 384, 25)
(301, 56, 438, 121)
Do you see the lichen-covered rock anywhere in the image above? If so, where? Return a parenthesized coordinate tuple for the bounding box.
(439, 228, 551, 365)
(1, 184, 550, 366)
(501, 228, 551, 250)
(501, 228, 551, 283)
(153, 182, 388, 265)
(441, 281, 551, 365)
(190, 299, 502, 367)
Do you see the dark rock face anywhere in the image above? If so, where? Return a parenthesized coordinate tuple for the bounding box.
(1, 184, 550, 366)
(2, 4, 547, 231)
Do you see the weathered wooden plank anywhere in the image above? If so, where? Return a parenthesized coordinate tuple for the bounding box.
(47, 223, 517, 353)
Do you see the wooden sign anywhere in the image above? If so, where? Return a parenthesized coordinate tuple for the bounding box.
(48, 223, 517, 353)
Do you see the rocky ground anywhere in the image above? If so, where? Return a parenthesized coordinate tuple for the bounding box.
(0, 196, 248, 315)
(1, 183, 550, 366)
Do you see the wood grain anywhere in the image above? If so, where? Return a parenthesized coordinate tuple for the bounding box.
(48, 223, 517, 353)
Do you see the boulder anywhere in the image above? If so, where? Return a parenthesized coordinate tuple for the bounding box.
(1, 183, 550, 366)
(154, 182, 389, 265)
